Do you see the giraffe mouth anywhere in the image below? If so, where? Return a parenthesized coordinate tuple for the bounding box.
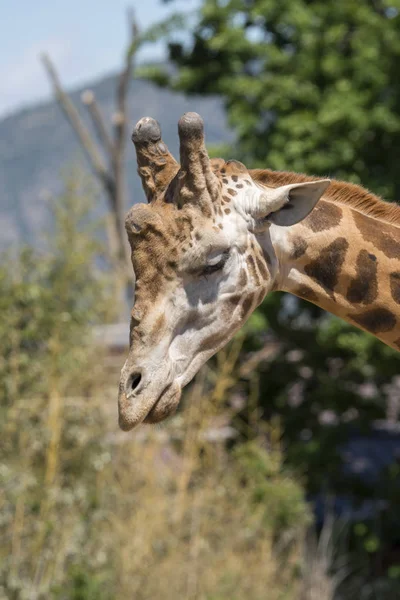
(119, 321, 242, 432)
(143, 380, 182, 424)
(118, 378, 182, 431)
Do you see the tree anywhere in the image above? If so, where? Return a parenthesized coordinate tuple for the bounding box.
(0, 178, 312, 598)
(163, 0, 400, 197)
(41, 10, 140, 289)
(0, 170, 113, 408)
(158, 0, 400, 592)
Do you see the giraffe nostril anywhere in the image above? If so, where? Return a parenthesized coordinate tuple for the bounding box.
(129, 372, 142, 393)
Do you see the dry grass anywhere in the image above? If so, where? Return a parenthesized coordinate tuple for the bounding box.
(0, 335, 337, 600)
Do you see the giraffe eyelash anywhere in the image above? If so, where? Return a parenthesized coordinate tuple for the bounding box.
(201, 251, 230, 276)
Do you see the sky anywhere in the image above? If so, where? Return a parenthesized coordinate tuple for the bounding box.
(0, 0, 199, 119)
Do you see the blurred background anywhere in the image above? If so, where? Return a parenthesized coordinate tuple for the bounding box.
(2, 1, 400, 598)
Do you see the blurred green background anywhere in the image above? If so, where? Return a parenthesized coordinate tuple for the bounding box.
(2, 1, 400, 598)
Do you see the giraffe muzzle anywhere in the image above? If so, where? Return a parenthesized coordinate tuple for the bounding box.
(118, 364, 182, 431)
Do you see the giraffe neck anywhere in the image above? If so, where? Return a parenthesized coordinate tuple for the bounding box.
(258, 199, 400, 351)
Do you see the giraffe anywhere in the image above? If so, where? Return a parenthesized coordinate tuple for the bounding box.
(118, 112, 400, 431)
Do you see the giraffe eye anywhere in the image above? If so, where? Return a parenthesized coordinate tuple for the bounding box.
(201, 251, 229, 276)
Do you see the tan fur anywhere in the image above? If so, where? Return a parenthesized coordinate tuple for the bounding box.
(120, 112, 400, 431)
(251, 169, 400, 227)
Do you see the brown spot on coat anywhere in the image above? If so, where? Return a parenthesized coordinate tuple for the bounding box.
(250, 167, 400, 226)
(351, 308, 396, 333)
(256, 287, 266, 306)
(303, 201, 343, 232)
(232, 175, 238, 182)
(228, 293, 242, 311)
(304, 237, 349, 296)
(246, 255, 261, 285)
(390, 272, 400, 304)
(224, 208, 231, 214)
(346, 250, 378, 304)
(241, 293, 255, 318)
(290, 237, 308, 260)
(222, 195, 231, 203)
(227, 188, 237, 196)
(353, 211, 400, 259)
(239, 269, 248, 287)
(255, 254, 269, 280)
(201, 332, 224, 353)
(295, 285, 319, 303)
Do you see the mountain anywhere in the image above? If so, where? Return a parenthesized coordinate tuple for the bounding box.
(0, 73, 233, 249)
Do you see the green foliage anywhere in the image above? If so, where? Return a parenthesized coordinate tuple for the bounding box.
(161, 0, 400, 593)
(240, 295, 399, 487)
(128, 12, 188, 58)
(234, 441, 309, 530)
(135, 63, 171, 87)
(0, 172, 317, 599)
(0, 174, 113, 406)
(164, 0, 400, 198)
(0, 174, 115, 599)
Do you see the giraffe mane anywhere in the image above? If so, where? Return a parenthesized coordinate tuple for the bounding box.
(250, 168, 400, 227)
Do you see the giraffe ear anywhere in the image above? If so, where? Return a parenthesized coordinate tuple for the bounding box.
(266, 179, 331, 226)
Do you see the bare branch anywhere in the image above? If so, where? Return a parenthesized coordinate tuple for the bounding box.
(41, 53, 115, 201)
(40, 7, 140, 292)
(111, 8, 140, 265)
(114, 8, 139, 149)
(81, 89, 116, 160)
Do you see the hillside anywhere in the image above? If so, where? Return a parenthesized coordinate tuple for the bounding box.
(0, 72, 232, 249)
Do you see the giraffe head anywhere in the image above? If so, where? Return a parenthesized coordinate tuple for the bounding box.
(118, 113, 330, 430)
